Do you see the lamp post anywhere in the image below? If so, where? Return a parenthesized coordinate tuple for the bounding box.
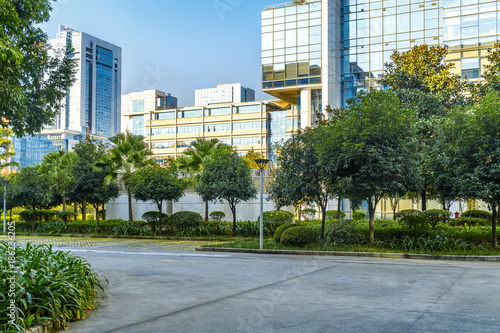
(254, 158, 270, 250)
(1, 179, 8, 234)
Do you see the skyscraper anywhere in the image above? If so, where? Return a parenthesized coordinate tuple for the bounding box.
(262, 0, 495, 127)
(13, 25, 122, 168)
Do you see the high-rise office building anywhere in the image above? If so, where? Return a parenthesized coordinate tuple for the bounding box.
(195, 83, 256, 106)
(262, 0, 496, 127)
(13, 25, 122, 168)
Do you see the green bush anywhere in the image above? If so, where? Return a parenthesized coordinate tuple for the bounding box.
(280, 226, 319, 247)
(394, 209, 424, 221)
(398, 215, 430, 233)
(142, 211, 169, 234)
(260, 210, 294, 236)
(19, 210, 35, 222)
(209, 211, 226, 221)
(423, 209, 451, 229)
(37, 209, 57, 222)
(274, 223, 299, 243)
(301, 208, 316, 221)
(352, 210, 367, 220)
(461, 210, 492, 220)
(325, 210, 346, 220)
(113, 221, 149, 236)
(56, 211, 78, 222)
(456, 217, 491, 230)
(36, 221, 67, 234)
(235, 221, 259, 237)
(0, 242, 104, 332)
(170, 211, 203, 231)
(324, 219, 361, 245)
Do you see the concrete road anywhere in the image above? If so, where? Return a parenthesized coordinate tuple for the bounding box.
(58, 246, 500, 333)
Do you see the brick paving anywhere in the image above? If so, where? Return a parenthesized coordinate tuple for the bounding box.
(0, 235, 221, 252)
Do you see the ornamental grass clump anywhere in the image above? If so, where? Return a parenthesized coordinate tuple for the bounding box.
(0, 242, 105, 332)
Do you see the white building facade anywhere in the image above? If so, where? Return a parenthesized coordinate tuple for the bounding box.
(195, 83, 256, 106)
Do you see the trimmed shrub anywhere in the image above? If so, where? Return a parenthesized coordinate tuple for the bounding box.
(423, 209, 451, 229)
(325, 210, 346, 220)
(170, 211, 203, 231)
(260, 210, 294, 236)
(352, 210, 367, 221)
(142, 211, 169, 234)
(209, 211, 226, 222)
(398, 214, 430, 233)
(324, 219, 361, 245)
(19, 209, 35, 222)
(394, 209, 424, 221)
(301, 208, 316, 221)
(274, 223, 299, 243)
(280, 226, 319, 247)
(37, 209, 57, 222)
(56, 211, 78, 222)
(461, 210, 492, 220)
(36, 221, 67, 234)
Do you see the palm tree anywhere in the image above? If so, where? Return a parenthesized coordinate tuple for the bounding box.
(107, 131, 152, 221)
(181, 138, 220, 221)
(38, 150, 75, 211)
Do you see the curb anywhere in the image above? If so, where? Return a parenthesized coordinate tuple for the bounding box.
(196, 247, 500, 262)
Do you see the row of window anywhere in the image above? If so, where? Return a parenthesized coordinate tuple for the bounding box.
(151, 137, 263, 149)
(262, 26, 322, 50)
(262, 77, 322, 89)
(152, 121, 273, 135)
(153, 105, 264, 120)
(262, 2, 320, 19)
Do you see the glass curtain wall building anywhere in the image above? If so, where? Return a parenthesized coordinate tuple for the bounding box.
(12, 25, 122, 168)
(262, 0, 499, 126)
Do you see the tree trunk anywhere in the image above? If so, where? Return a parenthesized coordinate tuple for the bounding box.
(32, 206, 36, 232)
(157, 201, 163, 235)
(492, 205, 497, 249)
(421, 190, 427, 211)
(82, 201, 87, 221)
(298, 205, 302, 223)
(337, 197, 342, 220)
(9, 208, 12, 223)
(62, 196, 67, 212)
(95, 204, 100, 229)
(320, 203, 327, 240)
(231, 203, 237, 236)
(205, 200, 209, 222)
(367, 197, 375, 244)
(102, 203, 106, 220)
(128, 188, 133, 222)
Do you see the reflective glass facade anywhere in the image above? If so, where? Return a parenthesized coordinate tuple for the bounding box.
(262, 0, 500, 124)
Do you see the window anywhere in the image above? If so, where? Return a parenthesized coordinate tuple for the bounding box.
(204, 123, 230, 132)
(177, 125, 202, 134)
(233, 121, 261, 131)
(235, 105, 261, 114)
(133, 100, 144, 113)
(177, 109, 202, 118)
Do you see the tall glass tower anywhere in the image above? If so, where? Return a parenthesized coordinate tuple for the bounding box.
(262, 0, 498, 127)
(12, 25, 122, 168)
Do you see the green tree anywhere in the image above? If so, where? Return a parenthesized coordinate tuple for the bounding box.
(437, 92, 500, 248)
(473, 41, 500, 96)
(267, 128, 337, 239)
(379, 44, 469, 210)
(319, 90, 420, 244)
(0, 128, 18, 172)
(67, 139, 119, 223)
(0, 0, 76, 136)
(9, 166, 52, 231)
(127, 164, 184, 234)
(107, 131, 152, 221)
(242, 147, 263, 170)
(177, 138, 220, 221)
(38, 150, 75, 212)
(197, 145, 257, 235)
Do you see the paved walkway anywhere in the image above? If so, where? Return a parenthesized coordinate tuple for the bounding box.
(0, 235, 218, 252)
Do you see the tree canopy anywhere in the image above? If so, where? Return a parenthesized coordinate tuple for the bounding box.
(197, 145, 257, 234)
(0, 0, 76, 136)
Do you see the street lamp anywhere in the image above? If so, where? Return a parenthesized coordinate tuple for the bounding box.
(254, 158, 270, 250)
(1, 179, 8, 234)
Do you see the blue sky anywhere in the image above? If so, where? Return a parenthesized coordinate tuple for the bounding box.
(41, 0, 277, 106)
